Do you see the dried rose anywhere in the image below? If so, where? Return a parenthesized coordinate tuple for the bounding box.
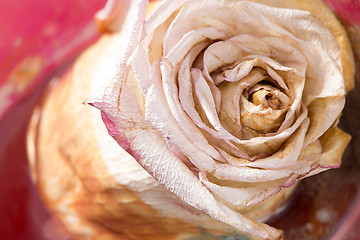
(27, 0, 355, 239)
(86, 0, 355, 239)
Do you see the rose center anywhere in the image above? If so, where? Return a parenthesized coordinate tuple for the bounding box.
(250, 88, 282, 110)
(239, 82, 291, 135)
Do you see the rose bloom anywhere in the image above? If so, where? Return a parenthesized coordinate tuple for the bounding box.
(28, 0, 355, 239)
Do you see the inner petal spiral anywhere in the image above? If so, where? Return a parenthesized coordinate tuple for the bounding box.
(241, 81, 291, 134)
(249, 84, 285, 110)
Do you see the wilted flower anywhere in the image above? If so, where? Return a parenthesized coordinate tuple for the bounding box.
(30, 0, 355, 239)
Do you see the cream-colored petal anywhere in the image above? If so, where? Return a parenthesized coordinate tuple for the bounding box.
(218, 55, 305, 136)
(200, 172, 288, 207)
(288, 140, 322, 175)
(204, 34, 307, 81)
(219, 69, 266, 135)
(179, 45, 241, 154)
(165, 27, 227, 66)
(250, 0, 354, 92)
(304, 96, 345, 147)
(318, 127, 351, 168)
(145, 60, 218, 170)
(231, 117, 310, 169)
(213, 165, 292, 183)
(144, 0, 187, 36)
(240, 99, 288, 134)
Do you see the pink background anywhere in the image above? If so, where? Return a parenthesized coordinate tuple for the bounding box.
(0, 0, 359, 240)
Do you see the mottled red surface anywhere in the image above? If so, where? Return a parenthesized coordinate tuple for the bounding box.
(0, 0, 106, 121)
(0, 74, 72, 240)
(323, 0, 360, 26)
(0, 1, 105, 239)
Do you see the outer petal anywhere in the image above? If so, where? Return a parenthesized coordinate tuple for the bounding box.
(200, 172, 290, 207)
(318, 127, 352, 168)
(251, 0, 354, 92)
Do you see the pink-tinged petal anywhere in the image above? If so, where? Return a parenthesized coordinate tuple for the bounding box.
(87, 1, 351, 239)
(86, 0, 148, 148)
(85, 29, 236, 232)
(96, 75, 282, 240)
(127, 125, 283, 239)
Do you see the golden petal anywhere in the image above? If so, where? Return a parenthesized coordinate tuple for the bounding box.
(318, 127, 352, 167)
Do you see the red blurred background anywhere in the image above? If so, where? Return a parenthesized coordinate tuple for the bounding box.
(0, 1, 359, 240)
(0, 1, 105, 239)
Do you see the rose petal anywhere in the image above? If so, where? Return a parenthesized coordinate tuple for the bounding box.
(145, 59, 218, 170)
(213, 165, 292, 183)
(318, 127, 352, 168)
(304, 96, 345, 146)
(229, 117, 310, 169)
(144, 0, 188, 36)
(205, 34, 307, 80)
(165, 27, 227, 64)
(287, 140, 322, 175)
(200, 172, 287, 207)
